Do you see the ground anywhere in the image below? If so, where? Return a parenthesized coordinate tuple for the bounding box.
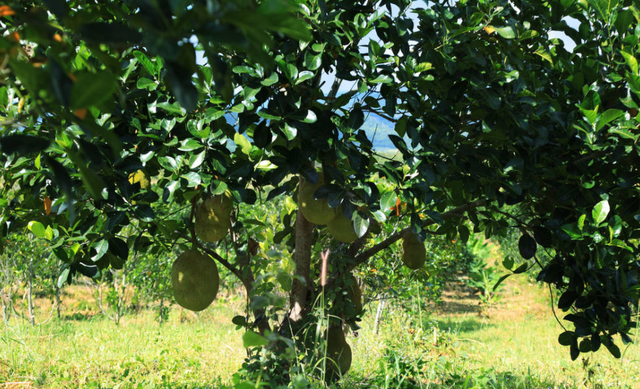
(1, 271, 638, 388)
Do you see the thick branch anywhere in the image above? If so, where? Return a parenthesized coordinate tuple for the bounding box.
(289, 189, 314, 323)
(349, 199, 486, 270)
(193, 237, 271, 334)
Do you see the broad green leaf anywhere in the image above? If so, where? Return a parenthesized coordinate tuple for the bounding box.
(0, 135, 50, 156)
(493, 26, 515, 39)
(414, 62, 432, 72)
(353, 213, 370, 238)
(205, 107, 225, 122)
(518, 234, 537, 259)
(304, 51, 322, 71)
(157, 101, 186, 115)
(67, 150, 105, 199)
(92, 239, 109, 262)
(621, 52, 638, 76)
(57, 267, 70, 289)
(577, 214, 586, 231)
(181, 172, 202, 187)
(370, 74, 393, 84)
(592, 200, 610, 225)
(70, 71, 117, 109)
(242, 330, 268, 348)
(261, 72, 279, 86)
(234, 133, 252, 155)
(493, 273, 511, 291)
(189, 150, 206, 169)
(380, 191, 397, 213)
(133, 50, 156, 76)
(27, 221, 46, 238)
(595, 109, 624, 131)
(137, 78, 157, 90)
(458, 225, 470, 243)
(558, 331, 575, 346)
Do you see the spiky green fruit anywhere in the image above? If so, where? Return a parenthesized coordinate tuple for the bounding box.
(401, 231, 426, 270)
(299, 175, 336, 225)
(325, 326, 352, 382)
(171, 250, 219, 311)
(195, 194, 233, 242)
(327, 207, 358, 243)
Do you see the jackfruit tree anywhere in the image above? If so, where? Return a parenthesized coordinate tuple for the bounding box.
(1, 0, 640, 381)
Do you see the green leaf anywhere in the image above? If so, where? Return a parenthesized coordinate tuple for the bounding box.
(92, 239, 109, 262)
(493, 273, 511, 291)
(234, 133, 252, 155)
(518, 234, 537, 259)
(592, 200, 610, 225)
(189, 150, 206, 169)
(493, 26, 515, 39)
(67, 150, 105, 199)
(242, 330, 268, 348)
(181, 172, 201, 187)
(621, 51, 638, 76)
(137, 78, 157, 90)
(157, 102, 186, 115)
(261, 72, 279, 86)
(370, 74, 393, 84)
(232, 315, 246, 326)
(380, 191, 397, 213)
(304, 51, 322, 71)
(587, 0, 610, 21)
(70, 71, 117, 109)
(0, 135, 50, 156)
(27, 221, 46, 238)
(458, 225, 470, 243)
(133, 50, 156, 76)
(596, 109, 624, 131)
(353, 213, 370, 238)
(57, 267, 70, 289)
(605, 341, 621, 358)
(414, 62, 432, 72)
(558, 331, 575, 346)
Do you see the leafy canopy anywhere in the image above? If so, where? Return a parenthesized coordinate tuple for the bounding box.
(1, 0, 640, 361)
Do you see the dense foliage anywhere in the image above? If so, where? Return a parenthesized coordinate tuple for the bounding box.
(2, 0, 640, 379)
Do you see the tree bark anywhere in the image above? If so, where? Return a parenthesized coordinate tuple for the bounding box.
(373, 297, 386, 335)
(55, 284, 61, 319)
(27, 256, 35, 326)
(289, 192, 314, 323)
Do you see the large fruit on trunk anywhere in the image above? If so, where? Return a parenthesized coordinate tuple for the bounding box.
(171, 250, 219, 311)
(299, 175, 336, 225)
(402, 231, 426, 269)
(325, 326, 352, 382)
(327, 207, 358, 243)
(195, 194, 233, 242)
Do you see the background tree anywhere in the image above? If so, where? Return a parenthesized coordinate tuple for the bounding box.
(1, 0, 640, 384)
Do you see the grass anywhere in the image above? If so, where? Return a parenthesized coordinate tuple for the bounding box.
(1, 276, 639, 389)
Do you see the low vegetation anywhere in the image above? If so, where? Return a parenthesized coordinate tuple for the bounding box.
(2, 271, 637, 389)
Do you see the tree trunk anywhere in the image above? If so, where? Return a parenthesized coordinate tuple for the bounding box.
(289, 196, 314, 323)
(1, 295, 8, 324)
(114, 273, 120, 325)
(373, 297, 386, 335)
(27, 257, 35, 326)
(55, 285, 61, 319)
(158, 297, 164, 324)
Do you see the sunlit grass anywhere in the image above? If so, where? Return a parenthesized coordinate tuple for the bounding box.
(1, 277, 638, 389)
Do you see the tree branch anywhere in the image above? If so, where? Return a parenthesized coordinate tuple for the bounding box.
(348, 199, 486, 271)
(289, 179, 314, 323)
